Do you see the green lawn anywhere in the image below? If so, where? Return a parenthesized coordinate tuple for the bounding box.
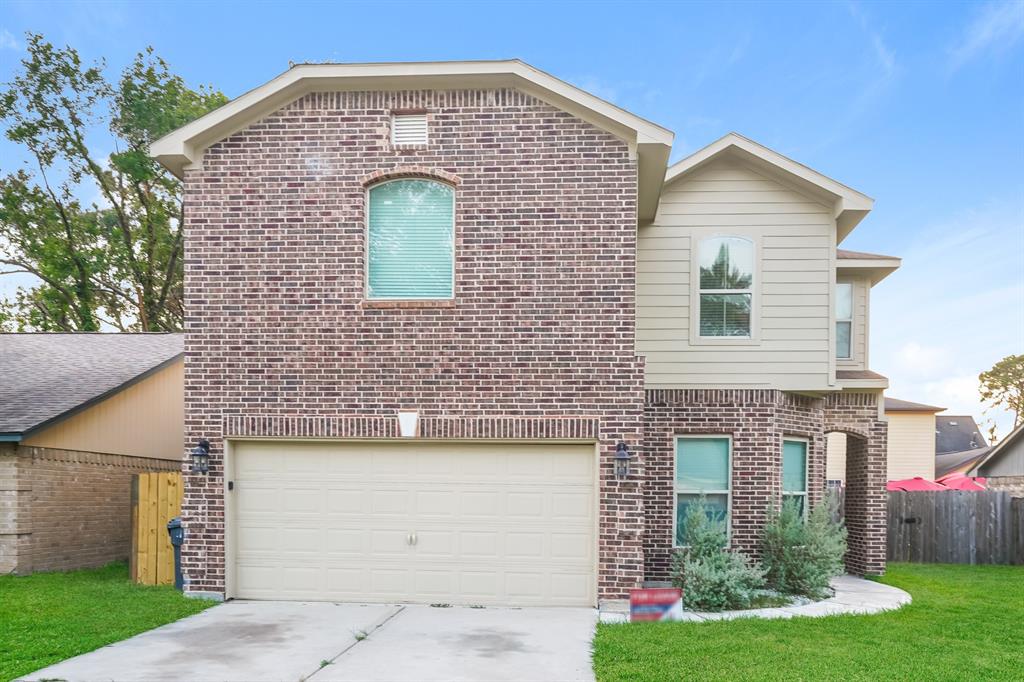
(593, 563, 1024, 681)
(0, 562, 214, 682)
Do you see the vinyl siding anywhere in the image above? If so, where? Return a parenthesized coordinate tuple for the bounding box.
(886, 412, 937, 480)
(837, 275, 870, 371)
(22, 359, 184, 460)
(637, 159, 834, 390)
(979, 437, 1024, 477)
(826, 432, 847, 482)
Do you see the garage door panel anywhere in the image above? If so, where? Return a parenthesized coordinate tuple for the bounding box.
(231, 441, 596, 606)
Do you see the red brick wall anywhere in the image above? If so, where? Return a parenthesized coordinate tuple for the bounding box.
(182, 88, 645, 599)
(0, 445, 178, 574)
(643, 389, 827, 582)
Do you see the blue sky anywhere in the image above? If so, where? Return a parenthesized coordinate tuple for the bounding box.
(1, 0, 1022, 436)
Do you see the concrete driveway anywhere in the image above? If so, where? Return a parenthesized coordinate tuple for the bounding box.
(22, 601, 597, 682)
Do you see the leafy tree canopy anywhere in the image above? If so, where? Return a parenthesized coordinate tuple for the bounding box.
(979, 354, 1024, 432)
(0, 33, 226, 331)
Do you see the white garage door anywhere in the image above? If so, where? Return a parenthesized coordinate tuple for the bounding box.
(230, 440, 596, 606)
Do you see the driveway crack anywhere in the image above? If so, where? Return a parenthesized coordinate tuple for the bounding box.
(302, 605, 405, 681)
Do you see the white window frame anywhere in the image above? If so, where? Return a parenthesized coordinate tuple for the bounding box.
(835, 281, 853, 360)
(782, 436, 809, 518)
(689, 231, 761, 345)
(364, 178, 456, 301)
(673, 434, 733, 547)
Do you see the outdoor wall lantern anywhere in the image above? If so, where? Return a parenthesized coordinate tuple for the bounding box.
(190, 439, 211, 474)
(614, 441, 633, 479)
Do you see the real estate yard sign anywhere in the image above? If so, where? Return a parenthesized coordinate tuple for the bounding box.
(629, 587, 684, 621)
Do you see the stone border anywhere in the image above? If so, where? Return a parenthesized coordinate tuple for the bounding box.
(598, 575, 911, 623)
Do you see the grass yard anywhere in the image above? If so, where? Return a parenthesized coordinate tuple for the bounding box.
(593, 563, 1024, 681)
(0, 562, 214, 682)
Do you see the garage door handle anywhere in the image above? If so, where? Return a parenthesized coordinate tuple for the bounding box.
(411, 532, 417, 546)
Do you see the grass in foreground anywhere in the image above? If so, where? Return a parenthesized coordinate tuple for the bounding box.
(593, 563, 1024, 682)
(0, 562, 214, 681)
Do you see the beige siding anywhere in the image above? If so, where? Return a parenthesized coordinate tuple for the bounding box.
(23, 359, 183, 461)
(826, 432, 847, 483)
(886, 412, 936, 480)
(637, 159, 834, 390)
(837, 276, 870, 371)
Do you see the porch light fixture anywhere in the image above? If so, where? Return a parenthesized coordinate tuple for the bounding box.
(190, 439, 210, 474)
(614, 441, 633, 479)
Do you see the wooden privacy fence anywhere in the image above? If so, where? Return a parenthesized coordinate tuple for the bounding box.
(887, 490, 1024, 565)
(130, 471, 183, 585)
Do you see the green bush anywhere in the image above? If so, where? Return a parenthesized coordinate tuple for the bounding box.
(670, 496, 766, 611)
(761, 497, 847, 599)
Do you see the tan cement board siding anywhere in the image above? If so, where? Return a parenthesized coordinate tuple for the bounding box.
(837, 276, 869, 371)
(826, 432, 847, 482)
(886, 412, 936, 480)
(637, 160, 833, 390)
(22, 360, 184, 460)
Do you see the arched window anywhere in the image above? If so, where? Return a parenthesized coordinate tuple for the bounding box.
(366, 179, 455, 300)
(697, 236, 754, 337)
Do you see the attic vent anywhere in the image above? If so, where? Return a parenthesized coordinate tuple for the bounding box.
(392, 112, 427, 145)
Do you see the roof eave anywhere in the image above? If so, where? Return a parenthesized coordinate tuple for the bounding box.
(837, 257, 902, 285)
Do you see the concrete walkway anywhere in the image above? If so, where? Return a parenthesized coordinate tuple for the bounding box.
(22, 601, 596, 682)
(599, 574, 911, 623)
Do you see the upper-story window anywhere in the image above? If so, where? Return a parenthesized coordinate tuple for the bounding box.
(698, 236, 754, 337)
(836, 282, 853, 359)
(366, 179, 454, 300)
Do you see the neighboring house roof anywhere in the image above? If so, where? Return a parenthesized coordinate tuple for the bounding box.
(0, 333, 183, 439)
(837, 248, 902, 286)
(664, 133, 874, 243)
(935, 446, 992, 478)
(885, 397, 945, 413)
(935, 415, 989, 454)
(973, 421, 1024, 475)
(148, 59, 674, 223)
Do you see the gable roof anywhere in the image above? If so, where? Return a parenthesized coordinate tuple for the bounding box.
(935, 415, 988, 455)
(664, 133, 874, 243)
(885, 397, 945, 413)
(0, 333, 183, 439)
(974, 421, 1024, 474)
(149, 59, 674, 223)
(935, 446, 991, 478)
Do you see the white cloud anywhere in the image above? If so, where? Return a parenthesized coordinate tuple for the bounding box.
(897, 342, 952, 377)
(0, 28, 21, 51)
(950, 0, 1024, 69)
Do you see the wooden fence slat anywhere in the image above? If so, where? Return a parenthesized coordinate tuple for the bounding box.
(130, 471, 184, 586)
(885, 490, 1021, 566)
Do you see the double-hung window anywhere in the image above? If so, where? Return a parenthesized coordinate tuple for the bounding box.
(698, 236, 754, 337)
(836, 282, 853, 359)
(782, 438, 808, 517)
(675, 436, 731, 546)
(367, 179, 454, 300)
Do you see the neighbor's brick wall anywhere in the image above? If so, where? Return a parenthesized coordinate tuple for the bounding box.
(642, 389, 826, 582)
(0, 445, 179, 574)
(985, 476, 1024, 497)
(182, 88, 645, 599)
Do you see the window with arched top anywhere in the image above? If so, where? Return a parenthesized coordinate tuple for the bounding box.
(366, 179, 455, 300)
(697, 236, 754, 337)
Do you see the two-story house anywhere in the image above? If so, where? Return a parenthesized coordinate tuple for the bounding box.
(150, 60, 899, 606)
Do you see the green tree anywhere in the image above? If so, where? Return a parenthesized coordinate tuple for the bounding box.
(0, 34, 226, 331)
(979, 354, 1024, 430)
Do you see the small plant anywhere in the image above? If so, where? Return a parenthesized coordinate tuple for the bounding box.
(319, 659, 332, 669)
(761, 497, 847, 599)
(670, 496, 766, 611)
(353, 629, 369, 641)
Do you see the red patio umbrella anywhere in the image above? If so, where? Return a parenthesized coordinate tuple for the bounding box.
(887, 477, 949, 491)
(937, 474, 987, 491)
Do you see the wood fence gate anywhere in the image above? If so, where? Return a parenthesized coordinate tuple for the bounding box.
(887, 490, 1024, 565)
(130, 471, 183, 585)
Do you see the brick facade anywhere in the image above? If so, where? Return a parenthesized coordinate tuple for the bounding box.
(181, 88, 646, 599)
(642, 389, 886, 582)
(0, 444, 179, 574)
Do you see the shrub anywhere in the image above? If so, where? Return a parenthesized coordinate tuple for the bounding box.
(761, 497, 847, 599)
(670, 496, 766, 611)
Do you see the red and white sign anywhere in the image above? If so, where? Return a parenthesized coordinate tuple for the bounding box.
(629, 587, 684, 622)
